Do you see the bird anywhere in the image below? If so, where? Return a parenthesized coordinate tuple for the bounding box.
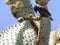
(34, 0, 53, 20)
(34, 4, 51, 17)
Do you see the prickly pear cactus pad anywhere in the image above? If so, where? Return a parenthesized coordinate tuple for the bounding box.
(2, 0, 39, 45)
(0, 21, 37, 45)
(39, 18, 51, 45)
(5, 0, 34, 18)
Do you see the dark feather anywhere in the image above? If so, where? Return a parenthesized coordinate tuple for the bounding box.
(34, 6, 51, 17)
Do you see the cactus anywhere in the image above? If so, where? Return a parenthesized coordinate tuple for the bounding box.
(34, 0, 52, 45)
(5, 0, 34, 18)
(48, 28, 60, 45)
(0, 0, 39, 45)
(39, 18, 51, 45)
(0, 0, 52, 45)
(0, 22, 37, 45)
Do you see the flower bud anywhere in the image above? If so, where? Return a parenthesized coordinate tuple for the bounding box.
(18, 17, 24, 22)
(5, 0, 12, 5)
(16, 1, 24, 8)
(29, 14, 34, 17)
(9, 4, 17, 14)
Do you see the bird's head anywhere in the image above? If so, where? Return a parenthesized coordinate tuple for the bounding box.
(35, 0, 49, 6)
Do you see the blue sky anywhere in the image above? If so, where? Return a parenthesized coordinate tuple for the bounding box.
(0, 0, 60, 31)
